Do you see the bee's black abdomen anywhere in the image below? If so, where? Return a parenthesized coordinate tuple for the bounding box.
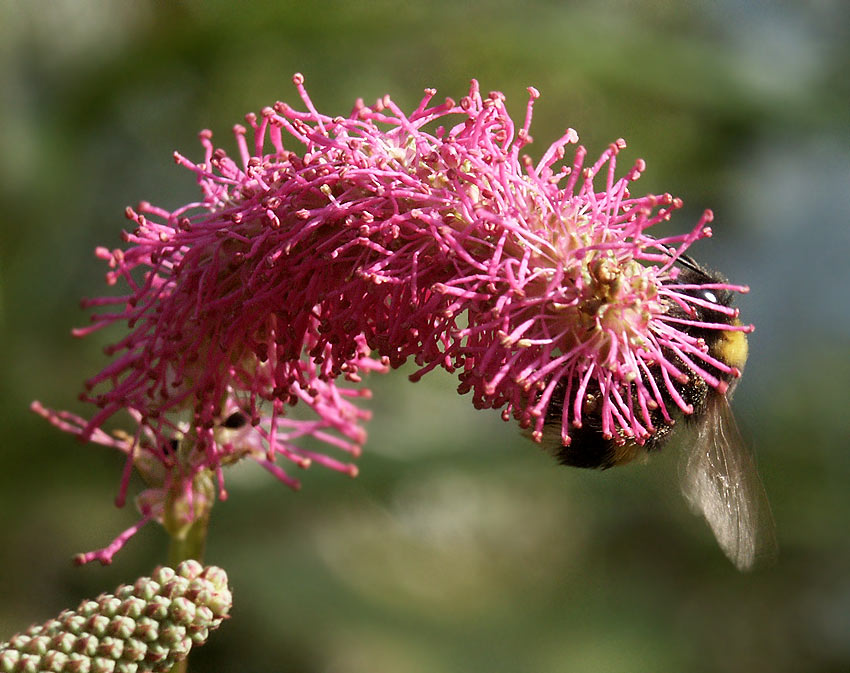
(553, 422, 618, 469)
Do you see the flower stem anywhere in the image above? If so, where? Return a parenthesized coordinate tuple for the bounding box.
(170, 658, 189, 673)
(168, 506, 211, 566)
(165, 470, 214, 673)
(165, 514, 210, 673)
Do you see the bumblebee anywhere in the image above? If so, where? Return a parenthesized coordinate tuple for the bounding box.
(541, 256, 777, 570)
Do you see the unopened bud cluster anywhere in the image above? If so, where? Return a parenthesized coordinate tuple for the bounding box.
(0, 561, 230, 673)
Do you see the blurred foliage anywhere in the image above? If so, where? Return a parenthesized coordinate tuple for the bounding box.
(1, 1, 849, 672)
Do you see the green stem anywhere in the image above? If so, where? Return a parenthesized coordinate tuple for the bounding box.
(165, 470, 215, 673)
(169, 657, 189, 673)
(167, 506, 211, 566)
(168, 659, 189, 673)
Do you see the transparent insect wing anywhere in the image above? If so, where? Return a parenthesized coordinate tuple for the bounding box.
(680, 395, 778, 571)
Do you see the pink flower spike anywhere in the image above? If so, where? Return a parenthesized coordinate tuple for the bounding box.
(35, 77, 754, 564)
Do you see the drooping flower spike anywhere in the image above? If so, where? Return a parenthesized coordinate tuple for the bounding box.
(37, 74, 750, 562)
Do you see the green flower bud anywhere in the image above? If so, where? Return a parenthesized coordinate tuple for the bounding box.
(0, 562, 230, 673)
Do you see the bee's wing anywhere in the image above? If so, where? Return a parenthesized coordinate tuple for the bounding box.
(679, 395, 778, 571)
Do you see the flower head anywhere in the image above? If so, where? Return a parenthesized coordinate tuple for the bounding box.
(38, 75, 750, 562)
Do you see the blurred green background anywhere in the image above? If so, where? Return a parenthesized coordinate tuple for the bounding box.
(1, 1, 849, 671)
